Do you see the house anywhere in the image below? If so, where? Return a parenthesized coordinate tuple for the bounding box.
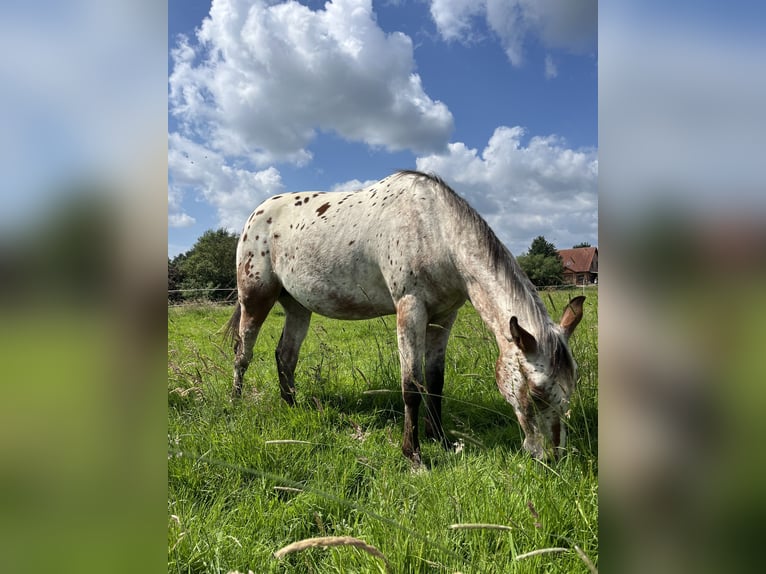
(558, 246, 598, 285)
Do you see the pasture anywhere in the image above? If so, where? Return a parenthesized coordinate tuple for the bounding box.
(168, 288, 598, 573)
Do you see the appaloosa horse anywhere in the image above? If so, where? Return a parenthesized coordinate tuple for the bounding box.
(225, 170, 584, 463)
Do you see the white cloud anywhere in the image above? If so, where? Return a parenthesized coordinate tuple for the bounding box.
(169, 0, 453, 166)
(416, 126, 597, 253)
(168, 212, 196, 228)
(331, 178, 378, 193)
(430, 0, 596, 67)
(429, 0, 486, 43)
(544, 54, 557, 79)
(168, 132, 285, 232)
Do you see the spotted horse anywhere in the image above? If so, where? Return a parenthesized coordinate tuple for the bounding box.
(225, 170, 585, 464)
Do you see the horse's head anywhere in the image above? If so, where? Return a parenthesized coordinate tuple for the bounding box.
(496, 296, 585, 460)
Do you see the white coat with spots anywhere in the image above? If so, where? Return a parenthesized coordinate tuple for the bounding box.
(225, 170, 584, 463)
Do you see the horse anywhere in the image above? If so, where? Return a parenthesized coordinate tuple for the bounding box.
(225, 170, 584, 463)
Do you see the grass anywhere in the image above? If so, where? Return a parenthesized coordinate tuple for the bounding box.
(168, 288, 598, 573)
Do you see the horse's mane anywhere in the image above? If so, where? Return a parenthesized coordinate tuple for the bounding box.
(394, 170, 566, 365)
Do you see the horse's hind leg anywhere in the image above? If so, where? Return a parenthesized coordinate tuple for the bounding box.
(275, 294, 312, 405)
(232, 290, 279, 398)
(424, 311, 457, 450)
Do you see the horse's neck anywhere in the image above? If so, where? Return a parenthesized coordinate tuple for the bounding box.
(456, 243, 545, 346)
(463, 270, 514, 344)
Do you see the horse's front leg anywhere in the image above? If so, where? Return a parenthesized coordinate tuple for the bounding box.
(396, 296, 428, 465)
(424, 311, 457, 450)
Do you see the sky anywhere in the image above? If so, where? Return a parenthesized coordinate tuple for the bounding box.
(168, 0, 598, 258)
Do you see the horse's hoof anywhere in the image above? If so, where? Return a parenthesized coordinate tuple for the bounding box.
(403, 447, 422, 467)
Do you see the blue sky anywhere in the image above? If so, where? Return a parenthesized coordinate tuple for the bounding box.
(168, 0, 598, 258)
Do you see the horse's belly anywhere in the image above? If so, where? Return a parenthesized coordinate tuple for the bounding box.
(275, 254, 396, 320)
(282, 278, 396, 319)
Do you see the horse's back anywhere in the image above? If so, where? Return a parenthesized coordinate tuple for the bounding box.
(236, 174, 465, 319)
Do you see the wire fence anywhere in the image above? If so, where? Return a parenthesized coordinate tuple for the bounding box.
(168, 287, 237, 307)
(167, 284, 597, 307)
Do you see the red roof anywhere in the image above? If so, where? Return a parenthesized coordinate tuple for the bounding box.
(558, 247, 597, 273)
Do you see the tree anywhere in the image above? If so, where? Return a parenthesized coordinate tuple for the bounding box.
(175, 229, 239, 301)
(528, 235, 560, 258)
(168, 257, 185, 303)
(572, 242, 592, 248)
(517, 235, 564, 286)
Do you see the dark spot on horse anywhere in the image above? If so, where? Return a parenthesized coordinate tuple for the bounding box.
(255, 235, 259, 241)
(349, 240, 355, 245)
(243, 234, 248, 241)
(270, 195, 282, 201)
(316, 202, 331, 216)
(274, 233, 280, 239)
(295, 200, 303, 206)
(304, 195, 310, 202)
(256, 210, 264, 215)
(313, 193, 319, 197)
(261, 251, 265, 257)
(267, 217, 272, 224)
(249, 273, 254, 278)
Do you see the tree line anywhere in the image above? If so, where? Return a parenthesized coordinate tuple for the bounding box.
(168, 229, 239, 302)
(168, 229, 590, 303)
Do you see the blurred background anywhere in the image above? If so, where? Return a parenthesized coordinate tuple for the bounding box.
(600, 1, 766, 572)
(0, 2, 167, 573)
(0, 1, 764, 572)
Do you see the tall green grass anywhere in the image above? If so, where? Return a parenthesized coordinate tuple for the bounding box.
(168, 288, 598, 573)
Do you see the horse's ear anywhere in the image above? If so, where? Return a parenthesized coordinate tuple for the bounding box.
(509, 316, 538, 356)
(560, 295, 585, 340)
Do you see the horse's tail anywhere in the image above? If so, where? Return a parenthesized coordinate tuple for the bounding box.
(224, 303, 242, 354)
